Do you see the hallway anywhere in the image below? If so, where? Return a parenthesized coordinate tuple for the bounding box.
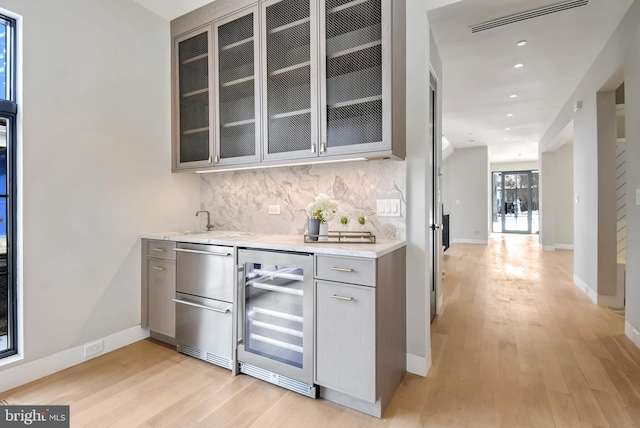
(1, 235, 639, 427)
(406, 234, 640, 427)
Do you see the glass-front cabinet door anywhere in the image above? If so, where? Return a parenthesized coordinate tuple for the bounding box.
(214, 7, 261, 166)
(320, 0, 388, 156)
(262, 0, 319, 161)
(174, 27, 214, 170)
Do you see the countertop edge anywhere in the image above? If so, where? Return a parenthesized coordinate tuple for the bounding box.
(140, 232, 406, 259)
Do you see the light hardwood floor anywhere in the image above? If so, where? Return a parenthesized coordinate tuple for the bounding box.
(2, 234, 639, 427)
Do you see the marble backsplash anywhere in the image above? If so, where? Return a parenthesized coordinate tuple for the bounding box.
(200, 159, 406, 240)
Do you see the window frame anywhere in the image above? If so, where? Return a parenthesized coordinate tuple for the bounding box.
(0, 13, 18, 360)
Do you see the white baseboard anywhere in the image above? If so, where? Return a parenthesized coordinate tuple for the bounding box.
(573, 274, 598, 304)
(0, 326, 149, 393)
(598, 293, 624, 308)
(572, 274, 623, 307)
(406, 349, 431, 377)
(625, 321, 640, 349)
(452, 238, 488, 245)
(542, 245, 555, 252)
(555, 243, 574, 250)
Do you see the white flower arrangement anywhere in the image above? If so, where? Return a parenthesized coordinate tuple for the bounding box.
(306, 193, 338, 223)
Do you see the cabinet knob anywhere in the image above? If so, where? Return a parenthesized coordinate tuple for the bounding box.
(311, 143, 317, 153)
(214, 155, 220, 164)
(320, 142, 326, 153)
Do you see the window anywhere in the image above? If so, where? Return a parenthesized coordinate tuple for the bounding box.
(0, 13, 17, 358)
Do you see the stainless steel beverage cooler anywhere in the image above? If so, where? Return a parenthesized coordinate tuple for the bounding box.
(237, 249, 316, 398)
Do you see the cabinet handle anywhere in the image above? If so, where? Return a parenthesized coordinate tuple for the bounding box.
(214, 155, 220, 163)
(208, 155, 213, 163)
(151, 248, 165, 252)
(151, 266, 165, 271)
(172, 299, 231, 314)
(174, 248, 231, 257)
(311, 143, 317, 153)
(320, 142, 326, 153)
(330, 295, 353, 301)
(330, 267, 354, 273)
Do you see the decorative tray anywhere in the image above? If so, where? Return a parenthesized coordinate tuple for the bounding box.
(303, 230, 376, 244)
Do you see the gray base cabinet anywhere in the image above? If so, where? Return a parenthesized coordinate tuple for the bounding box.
(315, 280, 375, 402)
(313, 248, 406, 418)
(142, 239, 177, 341)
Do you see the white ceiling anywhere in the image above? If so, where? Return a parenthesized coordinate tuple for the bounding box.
(134, 0, 632, 164)
(429, 0, 633, 163)
(132, 0, 216, 20)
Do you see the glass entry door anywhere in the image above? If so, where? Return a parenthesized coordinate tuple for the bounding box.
(492, 171, 539, 234)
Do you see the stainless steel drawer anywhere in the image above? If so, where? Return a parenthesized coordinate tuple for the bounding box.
(315, 255, 376, 287)
(146, 240, 176, 260)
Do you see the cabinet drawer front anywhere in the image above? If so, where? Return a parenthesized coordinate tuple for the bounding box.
(146, 240, 177, 260)
(315, 255, 375, 286)
(315, 280, 375, 402)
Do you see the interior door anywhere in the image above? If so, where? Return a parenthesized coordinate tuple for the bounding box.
(429, 72, 439, 322)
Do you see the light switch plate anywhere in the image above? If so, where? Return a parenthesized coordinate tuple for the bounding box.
(377, 199, 401, 217)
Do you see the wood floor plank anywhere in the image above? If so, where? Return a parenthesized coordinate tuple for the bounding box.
(2, 234, 640, 427)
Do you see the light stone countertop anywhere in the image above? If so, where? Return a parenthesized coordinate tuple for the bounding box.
(141, 231, 406, 259)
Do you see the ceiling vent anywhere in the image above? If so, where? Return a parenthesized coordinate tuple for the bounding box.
(470, 0, 589, 33)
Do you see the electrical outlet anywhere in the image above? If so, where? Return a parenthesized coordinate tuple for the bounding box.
(268, 205, 281, 215)
(84, 340, 104, 358)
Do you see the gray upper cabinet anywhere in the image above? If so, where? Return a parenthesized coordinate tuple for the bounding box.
(171, 0, 405, 171)
(261, 0, 319, 161)
(214, 7, 262, 166)
(320, 0, 396, 157)
(174, 27, 215, 171)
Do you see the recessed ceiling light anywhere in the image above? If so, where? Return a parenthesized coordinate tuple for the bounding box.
(505, 128, 511, 131)
(516, 40, 527, 47)
(510, 94, 518, 98)
(507, 114, 514, 117)
(504, 138, 509, 141)
(514, 63, 524, 68)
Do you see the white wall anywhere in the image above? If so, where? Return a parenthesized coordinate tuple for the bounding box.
(405, 0, 434, 376)
(624, 9, 640, 345)
(490, 161, 539, 172)
(553, 144, 574, 247)
(539, 143, 574, 250)
(597, 91, 618, 298)
(0, 0, 199, 384)
(441, 146, 489, 244)
(539, 2, 640, 321)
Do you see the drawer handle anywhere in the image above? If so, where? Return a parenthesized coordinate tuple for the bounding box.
(151, 248, 165, 252)
(331, 294, 353, 302)
(174, 248, 231, 257)
(151, 266, 165, 271)
(330, 267, 354, 273)
(172, 299, 231, 314)
(330, 295, 353, 301)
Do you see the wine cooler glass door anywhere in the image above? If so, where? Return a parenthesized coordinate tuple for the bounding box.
(238, 250, 314, 384)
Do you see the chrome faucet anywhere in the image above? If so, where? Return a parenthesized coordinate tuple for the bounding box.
(196, 210, 214, 231)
